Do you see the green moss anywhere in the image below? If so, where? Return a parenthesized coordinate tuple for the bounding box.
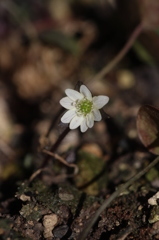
(20, 202, 44, 221)
(17, 179, 99, 221)
(74, 150, 108, 195)
(145, 167, 159, 182)
(149, 205, 159, 224)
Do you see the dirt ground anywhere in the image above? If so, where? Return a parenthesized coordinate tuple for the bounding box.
(1, 1, 159, 239)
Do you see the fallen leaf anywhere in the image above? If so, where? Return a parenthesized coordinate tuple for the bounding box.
(137, 104, 159, 155)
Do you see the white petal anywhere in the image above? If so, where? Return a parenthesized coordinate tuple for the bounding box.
(86, 113, 94, 128)
(65, 89, 83, 101)
(80, 119, 88, 132)
(60, 97, 73, 109)
(61, 109, 76, 123)
(93, 109, 102, 121)
(70, 116, 83, 129)
(93, 96, 109, 109)
(80, 85, 92, 100)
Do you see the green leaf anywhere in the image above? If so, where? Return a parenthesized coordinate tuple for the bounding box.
(133, 41, 155, 66)
(39, 30, 80, 55)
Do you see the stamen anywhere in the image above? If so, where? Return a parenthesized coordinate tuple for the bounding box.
(76, 98, 93, 116)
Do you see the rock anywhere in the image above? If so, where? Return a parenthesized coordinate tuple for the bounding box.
(43, 213, 58, 239)
(53, 224, 69, 238)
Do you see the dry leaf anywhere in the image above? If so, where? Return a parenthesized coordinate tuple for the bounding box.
(137, 105, 159, 155)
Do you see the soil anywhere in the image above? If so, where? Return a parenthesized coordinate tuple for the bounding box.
(1, 1, 159, 239)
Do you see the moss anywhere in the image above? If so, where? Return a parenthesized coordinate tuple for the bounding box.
(145, 167, 159, 182)
(74, 150, 108, 195)
(20, 202, 44, 221)
(149, 205, 159, 224)
(17, 179, 99, 222)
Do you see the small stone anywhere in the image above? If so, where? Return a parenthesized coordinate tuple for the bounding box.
(58, 192, 74, 201)
(43, 213, 58, 239)
(19, 194, 31, 202)
(148, 192, 159, 206)
(53, 224, 69, 238)
(117, 69, 135, 89)
(58, 188, 74, 201)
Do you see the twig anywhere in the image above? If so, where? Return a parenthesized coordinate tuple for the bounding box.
(89, 22, 144, 83)
(29, 150, 78, 183)
(29, 168, 48, 183)
(40, 126, 70, 168)
(78, 155, 159, 240)
(43, 149, 79, 176)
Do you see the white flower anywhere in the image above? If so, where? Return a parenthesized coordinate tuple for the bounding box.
(59, 85, 109, 132)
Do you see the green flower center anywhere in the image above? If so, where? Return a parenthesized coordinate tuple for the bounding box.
(76, 98, 93, 116)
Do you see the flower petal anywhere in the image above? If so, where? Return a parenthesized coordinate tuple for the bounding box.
(80, 85, 92, 100)
(70, 116, 83, 129)
(61, 109, 76, 123)
(93, 96, 109, 109)
(80, 118, 88, 132)
(86, 113, 94, 128)
(65, 89, 83, 101)
(93, 109, 102, 121)
(60, 97, 73, 109)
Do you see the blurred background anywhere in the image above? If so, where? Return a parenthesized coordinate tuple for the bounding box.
(0, 0, 159, 202)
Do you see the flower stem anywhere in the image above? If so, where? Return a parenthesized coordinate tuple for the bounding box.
(41, 82, 82, 168)
(89, 22, 144, 83)
(78, 155, 159, 240)
(45, 108, 64, 138)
